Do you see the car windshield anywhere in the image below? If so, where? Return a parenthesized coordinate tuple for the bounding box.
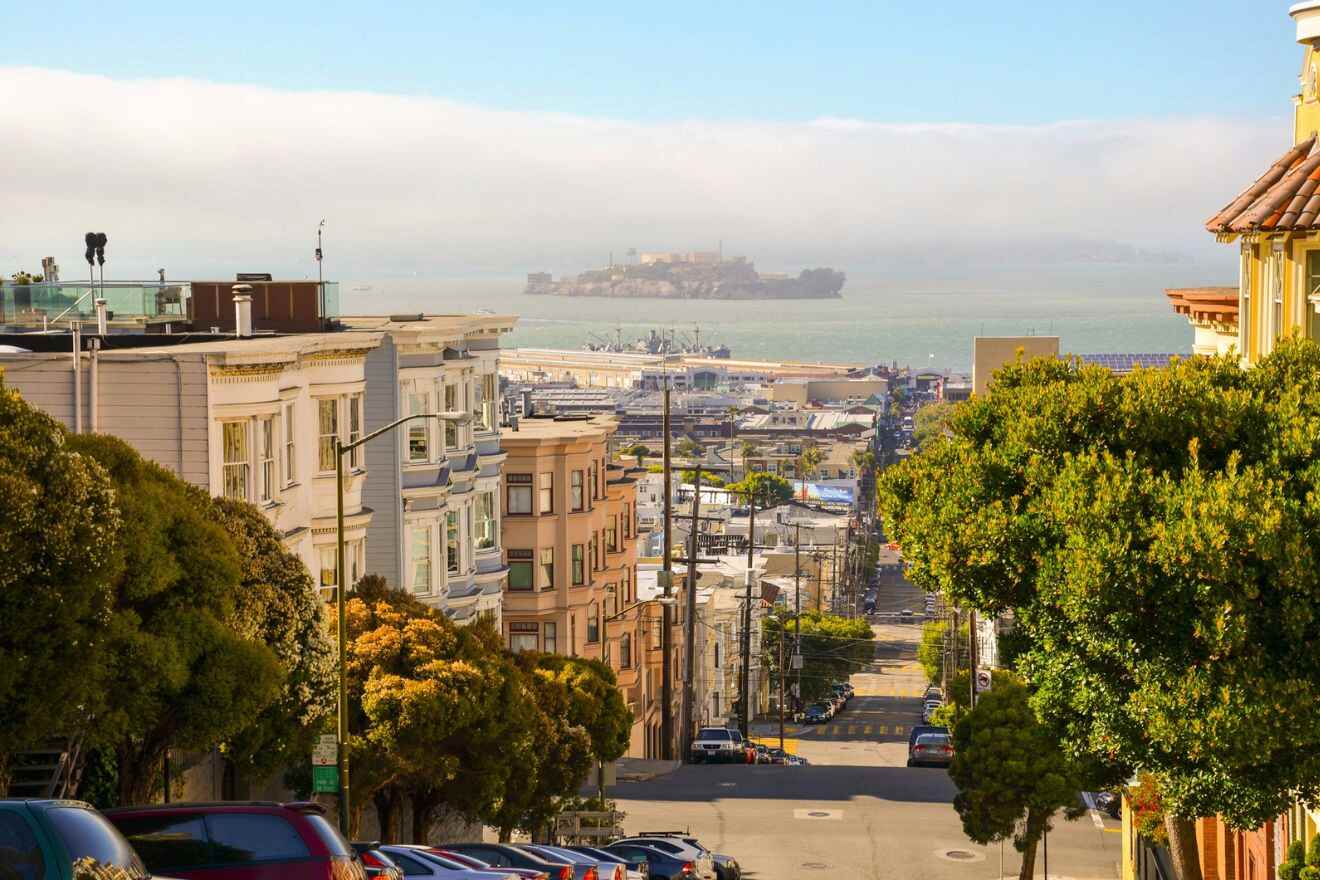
(696, 728, 732, 741)
(47, 806, 149, 879)
(916, 734, 950, 747)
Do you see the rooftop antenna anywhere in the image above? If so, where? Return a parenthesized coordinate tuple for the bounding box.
(316, 219, 326, 326)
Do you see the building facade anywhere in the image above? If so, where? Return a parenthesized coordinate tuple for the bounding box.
(349, 315, 515, 623)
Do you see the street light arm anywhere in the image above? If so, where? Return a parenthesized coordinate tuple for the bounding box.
(342, 410, 470, 453)
(605, 597, 675, 622)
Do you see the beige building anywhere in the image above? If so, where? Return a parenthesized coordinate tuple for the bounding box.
(971, 336, 1061, 396)
(768, 377, 888, 405)
(501, 415, 658, 751)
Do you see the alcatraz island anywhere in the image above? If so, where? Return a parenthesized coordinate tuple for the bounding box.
(525, 249, 846, 300)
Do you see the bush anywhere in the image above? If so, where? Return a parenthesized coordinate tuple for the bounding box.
(1297, 866, 1320, 880)
(1307, 836, 1320, 868)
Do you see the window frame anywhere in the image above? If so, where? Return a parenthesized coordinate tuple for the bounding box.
(446, 510, 460, 575)
(258, 415, 276, 504)
(507, 549, 534, 591)
(543, 621, 557, 655)
(539, 472, 554, 514)
(571, 544, 586, 586)
(586, 601, 599, 643)
(409, 523, 433, 595)
(348, 393, 363, 470)
(539, 546, 555, 590)
(283, 402, 297, 486)
(507, 473, 533, 515)
(570, 470, 585, 512)
(317, 397, 339, 473)
(221, 419, 251, 502)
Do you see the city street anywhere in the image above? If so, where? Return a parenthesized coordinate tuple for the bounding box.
(608, 576, 1121, 880)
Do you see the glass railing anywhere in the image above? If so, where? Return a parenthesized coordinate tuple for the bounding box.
(321, 281, 341, 318)
(0, 281, 192, 330)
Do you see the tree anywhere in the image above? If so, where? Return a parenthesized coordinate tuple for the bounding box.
(911, 401, 956, 448)
(949, 676, 1088, 880)
(624, 444, 651, 467)
(67, 435, 284, 805)
(211, 498, 336, 786)
(739, 440, 760, 480)
(1280, 841, 1306, 880)
(850, 448, 877, 476)
(796, 443, 822, 498)
(917, 620, 948, 685)
(677, 437, 704, 460)
(680, 469, 724, 488)
(879, 342, 1320, 880)
(762, 610, 873, 705)
(0, 378, 120, 789)
(725, 472, 793, 508)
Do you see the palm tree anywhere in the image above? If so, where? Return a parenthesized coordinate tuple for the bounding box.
(738, 439, 760, 481)
(850, 448, 876, 477)
(797, 443, 822, 500)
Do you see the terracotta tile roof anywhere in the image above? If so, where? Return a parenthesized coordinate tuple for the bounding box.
(1165, 287, 1239, 325)
(1207, 136, 1320, 234)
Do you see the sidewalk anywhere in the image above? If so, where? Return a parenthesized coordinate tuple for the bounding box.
(613, 758, 681, 783)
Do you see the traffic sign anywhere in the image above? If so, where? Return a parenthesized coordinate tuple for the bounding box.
(312, 742, 338, 766)
(312, 765, 339, 794)
(975, 670, 992, 693)
(790, 653, 804, 670)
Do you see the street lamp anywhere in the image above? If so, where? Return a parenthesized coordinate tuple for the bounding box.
(332, 408, 470, 836)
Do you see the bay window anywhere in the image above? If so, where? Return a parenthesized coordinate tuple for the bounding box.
(283, 402, 296, 485)
(586, 602, 599, 643)
(348, 394, 363, 469)
(222, 421, 250, 501)
(407, 392, 430, 462)
(482, 373, 497, 431)
(507, 474, 532, 515)
(571, 470, 584, 511)
(572, 544, 585, 586)
(540, 547, 555, 589)
(509, 621, 539, 653)
(508, 549, 534, 590)
(319, 545, 337, 590)
(318, 398, 338, 472)
(258, 416, 276, 503)
(444, 384, 458, 449)
(475, 492, 496, 549)
(539, 472, 554, 513)
(446, 510, 460, 574)
(409, 525, 433, 594)
(543, 621, 557, 655)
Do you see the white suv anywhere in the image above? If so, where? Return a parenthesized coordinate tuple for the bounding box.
(690, 727, 743, 764)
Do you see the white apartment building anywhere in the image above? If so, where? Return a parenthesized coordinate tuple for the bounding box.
(347, 314, 516, 623)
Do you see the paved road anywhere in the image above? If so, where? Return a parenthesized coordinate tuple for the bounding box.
(608, 577, 1121, 880)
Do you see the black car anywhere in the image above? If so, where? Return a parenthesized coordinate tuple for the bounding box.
(439, 842, 574, 880)
(605, 843, 693, 880)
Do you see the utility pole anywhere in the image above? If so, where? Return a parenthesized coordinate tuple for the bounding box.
(793, 523, 802, 712)
(680, 467, 702, 761)
(661, 380, 674, 760)
(969, 608, 979, 710)
(778, 626, 785, 751)
(739, 491, 756, 739)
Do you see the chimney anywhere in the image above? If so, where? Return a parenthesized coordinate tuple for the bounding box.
(94, 298, 108, 336)
(1294, 1, 1320, 44)
(232, 284, 253, 338)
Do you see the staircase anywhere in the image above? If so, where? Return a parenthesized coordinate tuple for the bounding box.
(6, 737, 84, 799)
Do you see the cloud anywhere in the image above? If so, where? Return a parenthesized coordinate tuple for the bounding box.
(0, 66, 1286, 278)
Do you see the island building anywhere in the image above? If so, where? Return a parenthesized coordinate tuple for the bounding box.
(0, 277, 516, 621)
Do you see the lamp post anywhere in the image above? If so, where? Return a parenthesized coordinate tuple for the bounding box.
(333, 408, 469, 836)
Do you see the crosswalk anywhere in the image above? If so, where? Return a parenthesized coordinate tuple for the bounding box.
(797, 721, 909, 739)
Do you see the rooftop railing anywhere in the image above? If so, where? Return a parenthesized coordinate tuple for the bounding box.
(0, 281, 192, 330)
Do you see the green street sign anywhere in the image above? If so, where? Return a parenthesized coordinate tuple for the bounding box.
(312, 765, 339, 794)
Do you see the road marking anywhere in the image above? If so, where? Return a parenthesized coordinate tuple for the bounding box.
(793, 809, 843, 820)
(1091, 811, 1105, 829)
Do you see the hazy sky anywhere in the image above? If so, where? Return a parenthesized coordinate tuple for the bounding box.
(0, 2, 1303, 279)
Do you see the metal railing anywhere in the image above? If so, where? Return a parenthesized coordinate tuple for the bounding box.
(0, 281, 192, 330)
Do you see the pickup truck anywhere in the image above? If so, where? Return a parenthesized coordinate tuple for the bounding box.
(0, 798, 154, 879)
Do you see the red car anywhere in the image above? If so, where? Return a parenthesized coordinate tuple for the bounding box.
(106, 800, 367, 880)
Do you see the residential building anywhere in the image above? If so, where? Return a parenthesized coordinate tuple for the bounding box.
(344, 313, 516, 622)
(499, 415, 649, 745)
(0, 328, 381, 588)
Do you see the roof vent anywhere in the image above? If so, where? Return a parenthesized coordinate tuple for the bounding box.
(1293, 1, 1320, 44)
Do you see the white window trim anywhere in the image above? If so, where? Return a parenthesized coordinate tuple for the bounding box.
(316, 396, 341, 474)
(221, 418, 253, 503)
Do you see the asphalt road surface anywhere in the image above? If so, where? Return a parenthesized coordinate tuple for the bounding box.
(608, 575, 1121, 880)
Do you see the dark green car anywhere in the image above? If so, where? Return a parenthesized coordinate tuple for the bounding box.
(0, 799, 152, 879)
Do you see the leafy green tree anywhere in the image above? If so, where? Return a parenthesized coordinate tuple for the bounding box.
(911, 401, 957, 448)
(796, 444, 822, 497)
(677, 437, 704, 459)
(917, 620, 949, 685)
(949, 676, 1088, 880)
(212, 498, 336, 786)
(725, 472, 794, 508)
(738, 439, 760, 479)
(879, 341, 1320, 880)
(763, 610, 873, 705)
(680, 469, 724, 487)
(536, 655, 633, 763)
(624, 444, 651, 466)
(1282, 841, 1307, 880)
(0, 379, 120, 789)
(67, 434, 283, 805)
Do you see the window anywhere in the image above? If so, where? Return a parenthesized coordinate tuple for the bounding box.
(391, 852, 432, 877)
(0, 809, 48, 878)
(444, 384, 458, 448)
(407, 392, 429, 462)
(572, 544, 586, 585)
(623, 502, 631, 537)
(540, 546, 555, 589)
(1268, 243, 1285, 356)
(509, 621, 539, 653)
(507, 473, 533, 515)
(470, 378, 483, 430)
(588, 534, 597, 573)
(222, 421, 249, 501)
(318, 398, 338, 472)
(1239, 243, 1253, 359)
(620, 633, 632, 668)
(46, 806, 146, 874)
(446, 510, 460, 574)
(1309, 250, 1320, 342)
(508, 549, 534, 590)
(586, 602, 599, 643)
(319, 546, 336, 589)
(482, 373, 497, 431)
(205, 814, 309, 864)
(539, 472, 554, 514)
(475, 491, 496, 549)
(348, 393, 363, 469)
(543, 621, 557, 655)
(571, 470, 585, 511)
(283, 402, 296, 485)
(607, 517, 618, 553)
(589, 462, 598, 502)
(258, 416, 276, 503)
(410, 525, 432, 594)
(570, 614, 577, 654)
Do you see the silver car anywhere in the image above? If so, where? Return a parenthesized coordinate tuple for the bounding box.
(613, 836, 715, 880)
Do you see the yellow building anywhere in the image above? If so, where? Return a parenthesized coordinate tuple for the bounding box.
(1195, 3, 1320, 365)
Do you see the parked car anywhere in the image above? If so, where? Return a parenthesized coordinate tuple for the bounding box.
(909, 732, 955, 767)
(353, 842, 406, 880)
(803, 704, 829, 724)
(612, 836, 715, 880)
(688, 727, 743, 764)
(907, 724, 948, 753)
(107, 799, 367, 880)
(436, 849, 551, 880)
(439, 844, 572, 880)
(724, 729, 756, 765)
(623, 835, 734, 880)
(516, 845, 603, 880)
(381, 845, 519, 880)
(763, 748, 790, 765)
(603, 844, 692, 880)
(0, 798, 153, 880)
(565, 847, 646, 880)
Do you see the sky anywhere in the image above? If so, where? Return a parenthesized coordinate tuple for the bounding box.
(0, 1, 1306, 279)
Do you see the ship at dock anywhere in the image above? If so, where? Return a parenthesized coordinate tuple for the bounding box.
(525, 250, 845, 301)
(583, 325, 731, 358)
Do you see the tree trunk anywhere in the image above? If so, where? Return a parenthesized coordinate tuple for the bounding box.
(1018, 835, 1039, 880)
(499, 824, 514, 843)
(372, 786, 402, 843)
(117, 742, 165, 806)
(408, 790, 442, 844)
(1017, 807, 1046, 880)
(1164, 815, 1204, 880)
